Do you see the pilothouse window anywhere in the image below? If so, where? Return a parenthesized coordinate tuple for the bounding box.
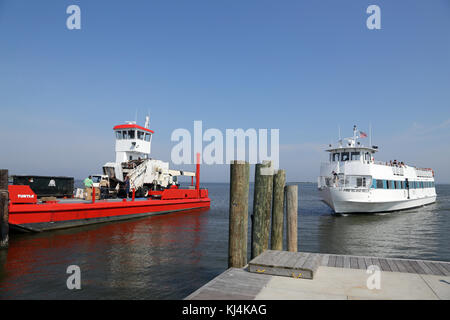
(333, 153, 340, 162)
(128, 130, 135, 139)
(351, 152, 361, 161)
(341, 152, 349, 161)
(137, 131, 144, 140)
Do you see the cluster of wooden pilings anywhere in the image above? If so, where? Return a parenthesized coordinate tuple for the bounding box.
(228, 161, 298, 268)
(0, 169, 9, 249)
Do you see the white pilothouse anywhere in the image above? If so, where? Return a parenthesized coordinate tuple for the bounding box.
(318, 126, 436, 214)
(102, 116, 196, 197)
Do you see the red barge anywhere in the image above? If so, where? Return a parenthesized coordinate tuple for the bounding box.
(7, 117, 210, 232)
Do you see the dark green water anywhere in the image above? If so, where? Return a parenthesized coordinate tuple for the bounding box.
(0, 183, 449, 299)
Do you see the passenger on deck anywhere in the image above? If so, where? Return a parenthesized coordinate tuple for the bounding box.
(83, 175, 94, 200)
(84, 175, 93, 188)
(125, 175, 130, 199)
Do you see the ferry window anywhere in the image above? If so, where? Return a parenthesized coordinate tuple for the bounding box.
(351, 152, 361, 161)
(390, 181, 395, 189)
(123, 131, 128, 139)
(356, 177, 366, 187)
(341, 152, 349, 161)
(145, 133, 151, 142)
(333, 153, 340, 162)
(137, 131, 144, 140)
(92, 176, 101, 183)
(115, 131, 122, 140)
(386, 180, 390, 189)
(393, 181, 397, 189)
(376, 180, 383, 189)
(128, 130, 135, 139)
(372, 179, 377, 188)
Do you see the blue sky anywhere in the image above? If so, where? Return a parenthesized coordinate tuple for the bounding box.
(0, 0, 449, 182)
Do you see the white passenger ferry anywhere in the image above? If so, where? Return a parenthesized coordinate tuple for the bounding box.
(318, 126, 436, 213)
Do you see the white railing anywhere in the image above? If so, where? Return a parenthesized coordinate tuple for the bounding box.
(416, 168, 433, 178)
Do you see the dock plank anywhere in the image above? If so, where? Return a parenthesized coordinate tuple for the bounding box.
(434, 263, 450, 276)
(370, 257, 381, 269)
(393, 260, 410, 273)
(349, 257, 358, 269)
(439, 262, 450, 273)
(321, 254, 330, 266)
(379, 258, 391, 272)
(409, 260, 425, 275)
(328, 255, 337, 268)
(343, 255, 351, 268)
(386, 258, 400, 273)
(402, 260, 417, 273)
(335, 255, 344, 268)
(364, 257, 373, 269)
(416, 260, 434, 275)
(357, 257, 367, 270)
(423, 261, 445, 276)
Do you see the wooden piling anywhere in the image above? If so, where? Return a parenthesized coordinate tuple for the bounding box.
(251, 161, 273, 259)
(286, 185, 298, 252)
(0, 169, 9, 249)
(228, 161, 250, 268)
(271, 170, 286, 251)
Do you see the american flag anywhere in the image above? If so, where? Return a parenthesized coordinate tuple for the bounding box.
(359, 131, 367, 138)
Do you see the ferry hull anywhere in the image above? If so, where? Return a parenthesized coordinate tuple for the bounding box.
(9, 198, 211, 232)
(319, 188, 436, 214)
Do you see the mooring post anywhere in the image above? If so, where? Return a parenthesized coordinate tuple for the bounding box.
(251, 161, 274, 259)
(132, 188, 136, 201)
(271, 170, 286, 251)
(228, 161, 250, 268)
(286, 185, 298, 252)
(0, 169, 9, 249)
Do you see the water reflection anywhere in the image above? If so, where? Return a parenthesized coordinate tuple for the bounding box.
(0, 208, 212, 299)
(315, 193, 448, 261)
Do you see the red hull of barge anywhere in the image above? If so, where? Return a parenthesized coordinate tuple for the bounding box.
(8, 185, 210, 232)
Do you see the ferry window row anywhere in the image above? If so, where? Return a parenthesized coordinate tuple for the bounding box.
(371, 179, 435, 189)
(115, 130, 151, 142)
(331, 152, 372, 162)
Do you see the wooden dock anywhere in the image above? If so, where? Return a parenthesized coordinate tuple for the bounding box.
(186, 250, 450, 300)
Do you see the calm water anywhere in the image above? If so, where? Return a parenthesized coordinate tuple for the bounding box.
(1, 183, 449, 299)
